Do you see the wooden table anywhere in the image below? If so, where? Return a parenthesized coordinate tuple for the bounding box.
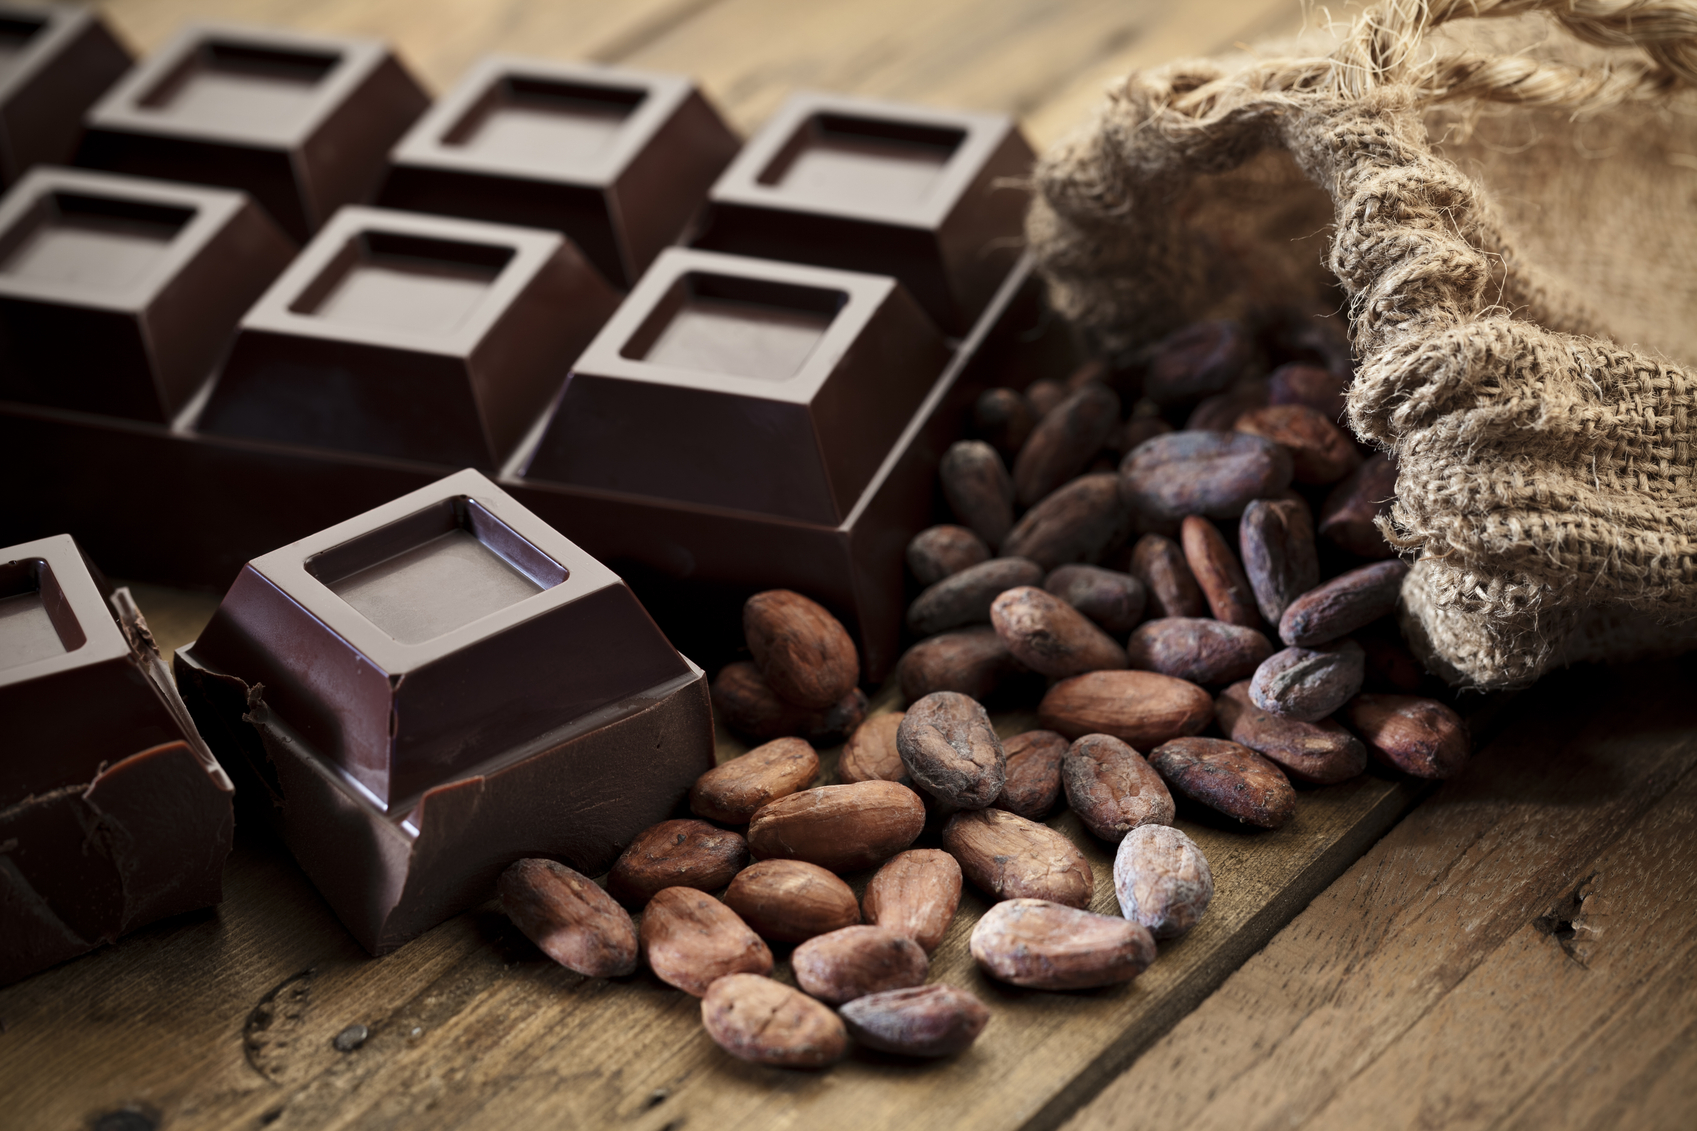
(6, 3, 1696, 1128)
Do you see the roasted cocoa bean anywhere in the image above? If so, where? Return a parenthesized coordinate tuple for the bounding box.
(1249, 639, 1365, 722)
(1120, 430, 1294, 522)
(1239, 496, 1320, 625)
(722, 859, 861, 944)
(1181, 515, 1260, 628)
(701, 974, 846, 1067)
(1110, 414, 1172, 455)
(793, 925, 928, 1005)
(839, 984, 990, 1058)
(895, 626, 1026, 704)
(498, 859, 638, 977)
(1345, 693, 1470, 778)
(971, 387, 1035, 460)
(1319, 452, 1399, 559)
(639, 887, 772, 996)
(1142, 320, 1253, 406)
(607, 819, 748, 907)
(993, 729, 1070, 820)
(970, 899, 1156, 990)
(906, 524, 991, 586)
(1129, 533, 1209, 619)
(907, 557, 1044, 636)
(1012, 383, 1121, 506)
(1001, 473, 1132, 570)
(746, 781, 926, 873)
(1125, 617, 1272, 686)
(840, 712, 908, 785)
(1147, 736, 1295, 828)
(1234, 403, 1361, 485)
(744, 590, 860, 710)
(896, 691, 1006, 808)
(1113, 825, 1213, 939)
(940, 440, 1015, 548)
(711, 661, 869, 746)
(1268, 361, 1347, 420)
(1186, 376, 1269, 431)
(1279, 559, 1409, 646)
(1039, 670, 1214, 746)
(990, 585, 1128, 678)
(862, 848, 963, 952)
(1044, 563, 1147, 634)
(690, 737, 819, 824)
(1025, 378, 1066, 418)
(941, 808, 1095, 909)
(1062, 733, 1175, 841)
(1215, 680, 1367, 784)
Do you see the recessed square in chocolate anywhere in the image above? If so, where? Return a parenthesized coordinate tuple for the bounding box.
(519, 248, 952, 524)
(692, 92, 1034, 334)
(77, 23, 429, 240)
(0, 5, 129, 186)
(196, 205, 620, 468)
(379, 57, 739, 288)
(0, 167, 295, 422)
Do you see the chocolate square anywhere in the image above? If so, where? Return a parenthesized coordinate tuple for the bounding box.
(0, 167, 294, 421)
(0, 4, 130, 186)
(77, 23, 428, 240)
(380, 56, 738, 289)
(196, 205, 619, 468)
(692, 92, 1033, 333)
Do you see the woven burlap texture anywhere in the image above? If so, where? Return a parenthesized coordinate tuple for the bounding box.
(1029, 0, 1697, 688)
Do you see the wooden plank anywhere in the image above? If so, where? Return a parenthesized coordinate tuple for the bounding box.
(1061, 657, 1697, 1131)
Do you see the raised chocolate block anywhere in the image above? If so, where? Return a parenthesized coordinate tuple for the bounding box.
(521, 248, 951, 524)
(0, 4, 130, 185)
(196, 205, 619, 468)
(692, 91, 1033, 334)
(380, 56, 738, 289)
(77, 23, 428, 241)
(0, 167, 294, 421)
(174, 469, 715, 952)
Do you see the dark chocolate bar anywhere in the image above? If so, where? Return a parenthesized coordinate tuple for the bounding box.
(0, 3, 130, 186)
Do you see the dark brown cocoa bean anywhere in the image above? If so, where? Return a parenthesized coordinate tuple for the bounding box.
(1181, 515, 1259, 628)
(1012, 383, 1121, 507)
(896, 691, 1006, 808)
(1025, 378, 1066, 418)
(690, 736, 819, 824)
(712, 661, 870, 745)
(970, 899, 1155, 990)
(971, 387, 1035, 460)
(701, 974, 845, 1067)
(1249, 639, 1365, 722)
(906, 557, 1044, 636)
(940, 440, 1015, 548)
(1120, 431, 1294, 522)
(1186, 376, 1269, 431)
(1062, 733, 1174, 841)
(722, 859, 861, 943)
(1129, 532, 1209, 619)
(744, 590, 859, 710)
(1044, 563, 1147, 634)
(607, 819, 748, 907)
(1126, 617, 1271, 686)
(1279, 559, 1409, 646)
(993, 729, 1069, 820)
(1143, 320, 1253, 406)
(499, 859, 638, 977)
(1215, 680, 1367, 784)
(895, 626, 1026, 704)
(1113, 825, 1212, 939)
(862, 848, 962, 952)
(1345, 693, 1470, 778)
(1235, 404, 1361, 485)
(941, 808, 1094, 908)
(1039, 670, 1214, 746)
(746, 781, 927, 873)
(1268, 362, 1347, 420)
(1239, 497, 1320, 625)
(1319, 452, 1399, 559)
(793, 924, 928, 1005)
(806, 687, 869, 745)
(839, 984, 990, 1058)
(1147, 736, 1296, 828)
(1359, 629, 1427, 692)
(640, 887, 772, 996)
(990, 585, 1128, 678)
(906, 524, 991, 586)
(840, 712, 908, 785)
(1109, 414, 1172, 456)
(1001, 473, 1132, 570)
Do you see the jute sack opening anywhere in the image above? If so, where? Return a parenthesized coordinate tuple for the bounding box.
(1029, 0, 1697, 688)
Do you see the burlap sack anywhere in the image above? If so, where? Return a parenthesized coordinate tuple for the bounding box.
(1027, 0, 1697, 688)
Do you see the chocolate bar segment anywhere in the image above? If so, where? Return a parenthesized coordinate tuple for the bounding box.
(380, 57, 738, 289)
(0, 4, 130, 186)
(77, 23, 428, 240)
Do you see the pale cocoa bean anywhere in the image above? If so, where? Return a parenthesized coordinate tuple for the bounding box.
(941, 808, 1094, 908)
(1113, 825, 1213, 939)
(607, 819, 748, 908)
(712, 661, 869, 744)
(1120, 431, 1294, 522)
(1249, 639, 1365, 722)
(1147, 736, 1295, 828)
(1025, 378, 1066, 418)
(897, 691, 1006, 808)
(840, 712, 908, 785)
(1186, 376, 1269, 431)
(1012, 383, 1121, 506)
(1129, 533, 1208, 619)
(743, 590, 859, 711)
(1001, 473, 1133, 570)
(907, 524, 991, 586)
(990, 586, 1129, 678)
(895, 626, 1026, 704)
(907, 557, 1044, 636)
(1044, 564, 1147, 634)
(639, 887, 772, 996)
(1268, 361, 1347, 420)
(1319, 453, 1399, 559)
(1039, 670, 1213, 746)
(993, 729, 1069, 820)
(1345, 693, 1469, 778)
(1109, 414, 1172, 456)
(1181, 515, 1259, 628)
(1235, 403, 1361, 485)
(1215, 680, 1367, 784)
(970, 899, 1156, 990)
(1279, 559, 1409, 646)
(722, 859, 859, 944)
(746, 781, 925, 873)
(940, 440, 1015, 548)
(862, 848, 962, 952)
(1239, 496, 1320, 625)
(498, 859, 637, 977)
(839, 984, 990, 1058)
(690, 737, 819, 825)
(793, 924, 928, 1004)
(971, 387, 1035, 460)
(1143, 320, 1253, 406)
(1125, 617, 1272, 686)
(701, 974, 846, 1067)
(1062, 733, 1175, 841)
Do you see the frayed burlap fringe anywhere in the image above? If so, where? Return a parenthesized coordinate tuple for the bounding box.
(1029, 0, 1697, 688)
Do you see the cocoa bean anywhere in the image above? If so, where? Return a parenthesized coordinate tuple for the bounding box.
(1001, 473, 1132, 570)
(1113, 825, 1213, 939)
(1319, 452, 1399, 559)
(971, 387, 1035, 460)
(1125, 617, 1272, 686)
(498, 859, 638, 977)
(1065, 357, 1110, 391)
(1143, 320, 1253, 406)
(1044, 563, 1147, 634)
(807, 687, 869, 745)
(897, 691, 1007, 808)
(792, 924, 928, 1005)
(639, 887, 773, 996)
(722, 859, 860, 944)
(1186, 376, 1269, 431)
(744, 590, 860, 710)
(1039, 670, 1214, 746)
(906, 524, 991, 586)
(690, 736, 819, 825)
(1012, 383, 1121, 507)
(1181, 515, 1259, 628)
(1235, 404, 1361, 485)
(1129, 533, 1208, 619)
(1062, 733, 1175, 841)
(711, 662, 868, 745)
(993, 729, 1069, 821)
(1025, 378, 1066, 418)
(1359, 629, 1427, 692)
(990, 585, 1128, 678)
(1215, 680, 1367, 784)
(970, 899, 1156, 990)
(1120, 430, 1294, 522)
(840, 712, 908, 785)
(907, 557, 1044, 636)
(1109, 414, 1172, 456)
(940, 440, 1015, 548)
(1239, 496, 1320, 625)
(607, 819, 748, 908)
(839, 984, 990, 1058)
(895, 626, 1026, 703)
(862, 848, 963, 952)
(1279, 559, 1409, 646)
(1147, 735, 1295, 828)
(1345, 693, 1469, 778)
(1268, 361, 1348, 420)
(746, 781, 926, 873)
(941, 808, 1094, 908)
(1249, 639, 1365, 722)
(701, 974, 846, 1067)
